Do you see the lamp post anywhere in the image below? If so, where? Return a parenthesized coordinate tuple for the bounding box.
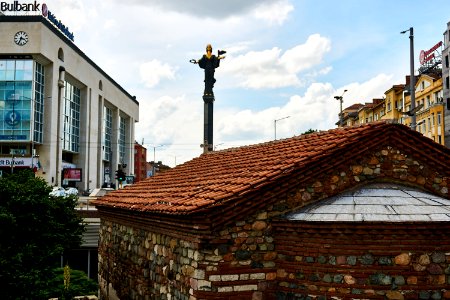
(274, 116, 290, 140)
(401, 27, 416, 130)
(334, 89, 348, 127)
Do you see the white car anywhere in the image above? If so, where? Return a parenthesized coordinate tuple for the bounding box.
(49, 187, 78, 197)
(49, 187, 66, 197)
(65, 187, 78, 196)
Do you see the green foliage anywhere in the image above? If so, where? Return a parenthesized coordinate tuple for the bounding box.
(301, 128, 318, 135)
(0, 170, 86, 299)
(41, 267, 98, 300)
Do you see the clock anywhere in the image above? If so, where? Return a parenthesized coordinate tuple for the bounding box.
(14, 31, 28, 46)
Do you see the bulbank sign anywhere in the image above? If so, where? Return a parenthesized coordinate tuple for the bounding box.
(1, 1, 74, 42)
(0, 1, 39, 12)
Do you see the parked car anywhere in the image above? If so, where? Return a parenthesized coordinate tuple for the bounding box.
(49, 187, 78, 197)
(49, 187, 66, 197)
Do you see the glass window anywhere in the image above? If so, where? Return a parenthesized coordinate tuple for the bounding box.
(0, 59, 35, 142)
(119, 116, 126, 164)
(103, 106, 112, 161)
(62, 81, 80, 153)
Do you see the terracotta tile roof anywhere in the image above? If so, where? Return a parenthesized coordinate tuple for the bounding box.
(343, 103, 364, 111)
(92, 122, 450, 215)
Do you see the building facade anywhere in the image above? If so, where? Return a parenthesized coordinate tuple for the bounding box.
(403, 73, 445, 144)
(443, 21, 450, 148)
(0, 14, 139, 191)
(134, 141, 147, 182)
(339, 73, 445, 146)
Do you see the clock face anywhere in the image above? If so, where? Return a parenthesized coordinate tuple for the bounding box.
(14, 31, 28, 46)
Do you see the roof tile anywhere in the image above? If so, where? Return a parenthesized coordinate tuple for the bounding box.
(92, 122, 450, 214)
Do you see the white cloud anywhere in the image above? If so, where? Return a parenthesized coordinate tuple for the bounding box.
(139, 60, 177, 88)
(280, 34, 331, 73)
(338, 73, 394, 107)
(222, 34, 331, 89)
(113, 0, 292, 21)
(253, 0, 294, 25)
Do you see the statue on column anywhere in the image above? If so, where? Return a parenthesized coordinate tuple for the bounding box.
(190, 44, 226, 97)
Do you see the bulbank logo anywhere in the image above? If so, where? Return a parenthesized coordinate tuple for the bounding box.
(41, 2, 47, 17)
(0, 1, 40, 12)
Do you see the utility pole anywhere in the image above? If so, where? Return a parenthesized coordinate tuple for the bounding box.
(401, 27, 416, 130)
(334, 89, 348, 127)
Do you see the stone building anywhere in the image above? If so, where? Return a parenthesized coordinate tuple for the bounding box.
(93, 122, 450, 300)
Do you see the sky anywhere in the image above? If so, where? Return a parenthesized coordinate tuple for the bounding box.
(40, 0, 450, 167)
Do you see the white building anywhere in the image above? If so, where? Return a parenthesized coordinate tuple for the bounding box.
(0, 13, 139, 191)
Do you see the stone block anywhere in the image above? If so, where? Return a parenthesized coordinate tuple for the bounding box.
(221, 274, 239, 281)
(233, 284, 257, 291)
(431, 252, 446, 263)
(394, 253, 411, 265)
(218, 286, 233, 292)
(386, 291, 404, 300)
(252, 220, 267, 231)
(256, 212, 268, 220)
(250, 273, 266, 280)
(194, 269, 205, 280)
(240, 273, 249, 280)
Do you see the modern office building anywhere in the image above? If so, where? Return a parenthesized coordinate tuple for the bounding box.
(0, 12, 139, 191)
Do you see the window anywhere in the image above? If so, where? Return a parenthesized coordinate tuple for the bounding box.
(33, 62, 44, 144)
(437, 112, 442, 126)
(103, 106, 112, 161)
(0, 59, 34, 142)
(427, 118, 431, 131)
(446, 77, 449, 89)
(118, 116, 126, 164)
(62, 82, 80, 153)
(387, 101, 391, 112)
(446, 55, 449, 68)
(58, 48, 64, 61)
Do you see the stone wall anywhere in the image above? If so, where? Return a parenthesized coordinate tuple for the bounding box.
(98, 219, 205, 300)
(97, 145, 450, 299)
(273, 221, 450, 299)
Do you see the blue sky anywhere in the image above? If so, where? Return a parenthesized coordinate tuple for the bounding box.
(44, 0, 449, 166)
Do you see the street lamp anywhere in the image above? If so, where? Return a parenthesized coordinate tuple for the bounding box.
(334, 89, 348, 127)
(274, 116, 290, 140)
(400, 27, 416, 130)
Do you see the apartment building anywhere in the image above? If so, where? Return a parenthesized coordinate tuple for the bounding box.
(443, 21, 450, 148)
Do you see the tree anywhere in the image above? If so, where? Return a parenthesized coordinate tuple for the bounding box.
(302, 128, 318, 135)
(0, 170, 86, 299)
(42, 266, 98, 300)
